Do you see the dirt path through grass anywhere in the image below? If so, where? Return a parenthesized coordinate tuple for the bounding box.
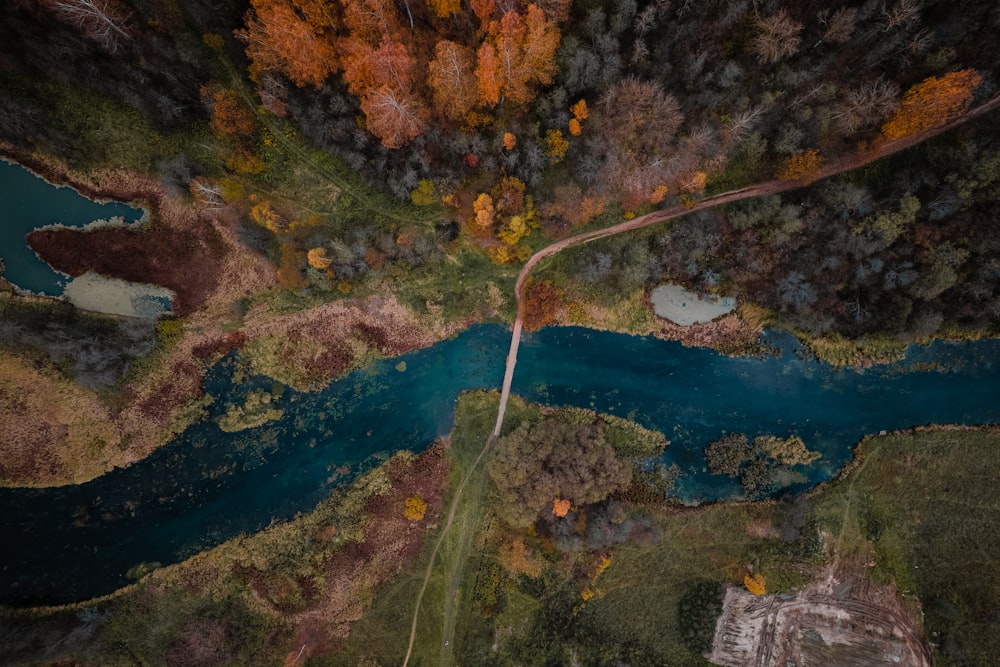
(224, 63, 440, 227)
(401, 434, 496, 667)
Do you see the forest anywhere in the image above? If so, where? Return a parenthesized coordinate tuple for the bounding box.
(2, 0, 999, 351)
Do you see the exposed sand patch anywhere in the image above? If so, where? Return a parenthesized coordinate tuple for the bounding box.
(62, 271, 174, 318)
(650, 283, 736, 326)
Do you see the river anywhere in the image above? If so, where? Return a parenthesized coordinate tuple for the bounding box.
(1, 324, 998, 606)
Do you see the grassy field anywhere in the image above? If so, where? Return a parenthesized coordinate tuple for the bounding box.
(325, 391, 531, 667)
(810, 427, 1000, 666)
(329, 392, 805, 667)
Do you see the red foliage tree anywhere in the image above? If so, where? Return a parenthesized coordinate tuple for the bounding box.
(523, 279, 562, 331)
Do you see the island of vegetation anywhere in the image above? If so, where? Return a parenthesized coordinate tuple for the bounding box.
(1, 0, 1000, 664)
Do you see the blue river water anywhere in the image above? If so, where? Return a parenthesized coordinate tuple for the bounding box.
(0, 161, 143, 295)
(0, 323, 997, 606)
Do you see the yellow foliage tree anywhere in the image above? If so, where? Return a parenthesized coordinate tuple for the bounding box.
(251, 200, 284, 232)
(545, 128, 569, 162)
(882, 69, 982, 140)
(410, 179, 437, 206)
(306, 247, 333, 269)
(226, 149, 265, 175)
(744, 573, 766, 595)
(497, 215, 528, 246)
(777, 149, 825, 183)
(403, 495, 427, 521)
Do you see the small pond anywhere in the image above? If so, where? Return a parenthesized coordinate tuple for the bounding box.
(0, 161, 159, 311)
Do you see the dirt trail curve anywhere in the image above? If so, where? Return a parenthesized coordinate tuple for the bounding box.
(493, 92, 1000, 437)
(403, 92, 1000, 667)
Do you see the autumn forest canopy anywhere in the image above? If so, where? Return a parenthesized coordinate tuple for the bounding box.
(2, 0, 1000, 345)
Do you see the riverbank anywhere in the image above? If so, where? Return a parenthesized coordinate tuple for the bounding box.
(2, 383, 998, 665)
(0, 443, 451, 666)
(0, 151, 481, 486)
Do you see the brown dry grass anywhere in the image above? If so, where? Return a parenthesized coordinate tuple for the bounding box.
(0, 352, 120, 485)
(240, 293, 465, 391)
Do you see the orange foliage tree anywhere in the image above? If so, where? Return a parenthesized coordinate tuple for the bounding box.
(475, 4, 559, 107)
(881, 69, 982, 140)
(523, 279, 562, 331)
(341, 0, 400, 44)
(498, 537, 543, 578)
(427, 0, 460, 18)
(342, 39, 429, 147)
(469, 0, 495, 25)
(777, 148, 825, 182)
(502, 131, 517, 150)
(277, 242, 308, 289)
(493, 175, 525, 215)
(427, 40, 477, 121)
(239, 0, 339, 88)
(552, 498, 570, 517)
(473, 193, 495, 230)
(475, 42, 501, 107)
(361, 86, 429, 148)
(208, 87, 255, 140)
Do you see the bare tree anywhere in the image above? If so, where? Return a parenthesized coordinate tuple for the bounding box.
(722, 104, 764, 145)
(189, 179, 226, 209)
(882, 0, 922, 32)
(818, 6, 857, 44)
(752, 9, 802, 65)
(42, 0, 133, 53)
(832, 78, 899, 134)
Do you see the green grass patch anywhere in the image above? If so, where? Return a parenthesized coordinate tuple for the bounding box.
(810, 427, 1000, 666)
(328, 391, 522, 667)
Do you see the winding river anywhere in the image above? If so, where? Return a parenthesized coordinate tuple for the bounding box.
(1, 324, 998, 606)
